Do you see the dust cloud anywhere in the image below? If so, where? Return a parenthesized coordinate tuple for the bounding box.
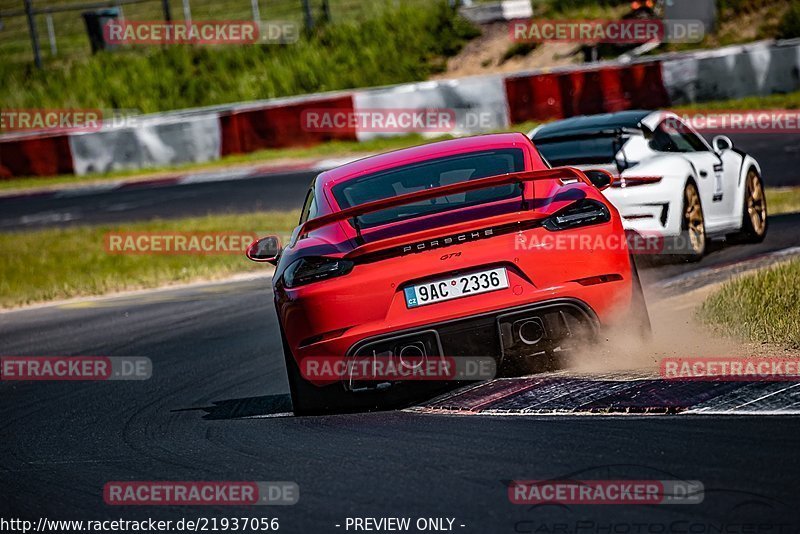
(563, 285, 749, 375)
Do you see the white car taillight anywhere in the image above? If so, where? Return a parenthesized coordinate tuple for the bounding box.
(614, 176, 663, 188)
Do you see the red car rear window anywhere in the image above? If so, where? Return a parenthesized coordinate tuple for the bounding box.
(331, 149, 525, 228)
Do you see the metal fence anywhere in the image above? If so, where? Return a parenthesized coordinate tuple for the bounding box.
(0, 0, 443, 67)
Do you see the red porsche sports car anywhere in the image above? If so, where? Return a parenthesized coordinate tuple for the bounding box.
(247, 133, 649, 415)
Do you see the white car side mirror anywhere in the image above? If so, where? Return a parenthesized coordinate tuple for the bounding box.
(712, 135, 733, 155)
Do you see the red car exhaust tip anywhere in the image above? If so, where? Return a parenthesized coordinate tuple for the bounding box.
(398, 343, 427, 369)
(517, 319, 546, 346)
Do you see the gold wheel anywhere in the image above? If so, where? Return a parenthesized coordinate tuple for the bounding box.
(746, 170, 767, 237)
(684, 183, 705, 255)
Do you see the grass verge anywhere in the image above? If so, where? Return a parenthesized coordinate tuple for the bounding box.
(0, 211, 299, 309)
(1, 187, 798, 309)
(767, 187, 800, 216)
(699, 259, 800, 348)
(672, 91, 800, 111)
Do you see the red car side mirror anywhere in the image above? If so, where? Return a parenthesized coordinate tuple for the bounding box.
(246, 235, 281, 265)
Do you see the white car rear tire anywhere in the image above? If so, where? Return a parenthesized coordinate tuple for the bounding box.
(729, 168, 768, 244)
(676, 181, 706, 262)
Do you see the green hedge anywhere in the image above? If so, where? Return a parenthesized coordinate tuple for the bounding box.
(778, 0, 800, 39)
(0, 2, 479, 114)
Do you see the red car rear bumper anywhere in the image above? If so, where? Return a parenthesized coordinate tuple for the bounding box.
(277, 223, 636, 387)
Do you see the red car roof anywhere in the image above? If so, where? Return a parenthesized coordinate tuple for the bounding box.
(319, 132, 537, 187)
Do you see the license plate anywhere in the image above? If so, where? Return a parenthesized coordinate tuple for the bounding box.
(404, 267, 509, 308)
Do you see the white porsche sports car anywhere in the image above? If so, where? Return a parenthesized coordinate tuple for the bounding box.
(529, 110, 768, 260)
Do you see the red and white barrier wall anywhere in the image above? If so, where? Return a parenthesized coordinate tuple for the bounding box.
(2, 39, 800, 179)
(219, 93, 357, 155)
(0, 132, 74, 178)
(504, 61, 670, 123)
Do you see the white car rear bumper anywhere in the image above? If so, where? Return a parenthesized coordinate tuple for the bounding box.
(603, 178, 685, 238)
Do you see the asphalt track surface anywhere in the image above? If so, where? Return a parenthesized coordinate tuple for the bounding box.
(0, 169, 318, 231)
(727, 132, 800, 188)
(0, 132, 797, 232)
(3, 221, 800, 529)
(3, 138, 800, 530)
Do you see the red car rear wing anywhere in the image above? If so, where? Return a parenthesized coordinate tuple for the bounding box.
(295, 167, 592, 244)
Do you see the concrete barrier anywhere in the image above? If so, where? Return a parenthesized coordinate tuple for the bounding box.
(353, 75, 509, 141)
(68, 114, 222, 176)
(661, 40, 800, 104)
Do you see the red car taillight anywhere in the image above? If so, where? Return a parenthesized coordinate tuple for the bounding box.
(542, 199, 611, 231)
(284, 257, 354, 288)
